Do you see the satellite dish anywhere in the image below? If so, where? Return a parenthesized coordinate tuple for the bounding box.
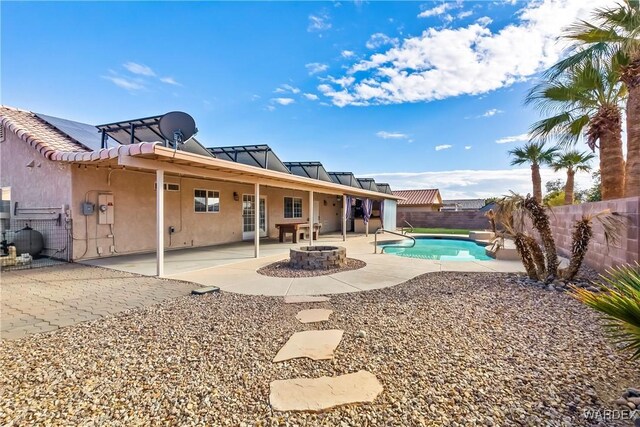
(158, 111, 197, 146)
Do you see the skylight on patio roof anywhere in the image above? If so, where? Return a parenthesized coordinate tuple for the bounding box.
(327, 172, 363, 189)
(284, 162, 333, 182)
(207, 145, 291, 173)
(96, 114, 212, 157)
(357, 178, 379, 192)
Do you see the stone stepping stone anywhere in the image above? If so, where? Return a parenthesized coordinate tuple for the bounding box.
(191, 286, 220, 295)
(295, 309, 333, 324)
(269, 370, 383, 412)
(284, 295, 330, 304)
(273, 330, 343, 362)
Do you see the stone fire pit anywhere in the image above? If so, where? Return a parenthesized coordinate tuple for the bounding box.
(289, 246, 347, 270)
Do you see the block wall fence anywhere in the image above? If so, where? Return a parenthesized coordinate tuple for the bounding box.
(541, 196, 639, 273)
(396, 210, 491, 230)
(396, 197, 639, 272)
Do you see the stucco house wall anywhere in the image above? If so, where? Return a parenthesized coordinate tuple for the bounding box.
(0, 128, 72, 211)
(70, 166, 343, 260)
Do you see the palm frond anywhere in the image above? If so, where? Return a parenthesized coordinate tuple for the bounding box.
(571, 262, 640, 360)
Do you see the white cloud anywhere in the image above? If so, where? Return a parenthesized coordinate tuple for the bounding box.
(123, 62, 155, 77)
(376, 131, 409, 139)
(306, 62, 329, 75)
(321, 0, 608, 107)
(363, 168, 593, 199)
(435, 144, 453, 151)
(465, 145, 472, 150)
(495, 133, 530, 144)
(304, 93, 319, 100)
(476, 16, 493, 26)
(102, 76, 144, 91)
(341, 50, 355, 58)
(365, 33, 398, 49)
(272, 97, 295, 106)
(481, 108, 503, 118)
(160, 76, 181, 86)
(458, 10, 473, 19)
(308, 13, 331, 32)
(327, 75, 355, 87)
(266, 105, 276, 112)
(418, 2, 454, 18)
(275, 84, 301, 94)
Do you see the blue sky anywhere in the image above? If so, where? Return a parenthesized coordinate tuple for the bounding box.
(2, 0, 608, 198)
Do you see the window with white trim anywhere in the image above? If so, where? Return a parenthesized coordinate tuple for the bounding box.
(194, 189, 220, 213)
(284, 197, 302, 219)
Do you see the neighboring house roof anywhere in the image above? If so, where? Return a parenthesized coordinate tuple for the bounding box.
(392, 189, 442, 206)
(479, 201, 497, 213)
(442, 199, 486, 211)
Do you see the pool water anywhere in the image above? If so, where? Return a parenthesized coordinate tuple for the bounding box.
(381, 237, 493, 261)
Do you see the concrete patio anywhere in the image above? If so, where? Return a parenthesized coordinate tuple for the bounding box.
(1, 233, 524, 339)
(0, 264, 197, 340)
(82, 233, 524, 295)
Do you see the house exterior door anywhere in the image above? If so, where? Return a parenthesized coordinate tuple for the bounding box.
(242, 194, 267, 240)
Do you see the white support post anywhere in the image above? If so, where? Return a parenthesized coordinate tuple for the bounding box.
(342, 195, 347, 242)
(156, 169, 164, 277)
(309, 190, 314, 246)
(254, 183, 260, 258)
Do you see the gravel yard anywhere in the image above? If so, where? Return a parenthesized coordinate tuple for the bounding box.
(257, 258, 366, 278)
(1, 272, 639, 426)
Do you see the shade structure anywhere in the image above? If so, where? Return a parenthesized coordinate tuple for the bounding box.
(208, 145, 291, 174)
(96, 114, 212, 157)
(328, 172, 363, 189)
(357, 178, 379, 193)
(284, 162, 333, 182)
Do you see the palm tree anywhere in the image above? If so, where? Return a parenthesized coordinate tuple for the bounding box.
(508, 141, 558, 203)
(551, 0, 640, 197)
(526, 59, 626, 200)
(552, 150, 595, 204)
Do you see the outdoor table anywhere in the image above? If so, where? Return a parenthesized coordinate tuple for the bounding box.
(275, 223, 322, 243)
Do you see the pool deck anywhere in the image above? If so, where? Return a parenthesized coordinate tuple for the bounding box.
(82, 233, 525, 296)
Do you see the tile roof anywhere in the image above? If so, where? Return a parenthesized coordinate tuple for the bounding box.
(392, 189, 442, 206)
(442, 199, 486, 210)
(0, 106, 158, 162)
(0, 106, 88, 157)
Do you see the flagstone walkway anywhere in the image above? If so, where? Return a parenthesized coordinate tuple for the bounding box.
(269, 296, 383, 412)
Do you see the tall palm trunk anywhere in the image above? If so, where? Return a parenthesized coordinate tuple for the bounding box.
(590, 106, 625, 200)
(523, 196, 559, 281)
(564, 169, 575, 205)
(531, 163, 542, 202)
(623, 56, 640, 197)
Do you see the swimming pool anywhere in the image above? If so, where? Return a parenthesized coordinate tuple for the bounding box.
(380, 237, 493, 261)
